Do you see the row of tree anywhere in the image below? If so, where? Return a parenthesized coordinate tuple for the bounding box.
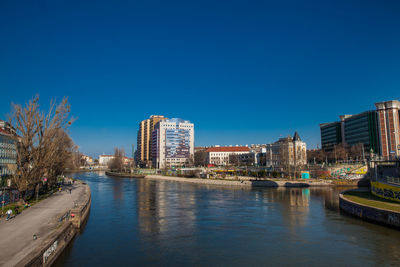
(8, 96, 76, 195)
(307, 143, 367, 164)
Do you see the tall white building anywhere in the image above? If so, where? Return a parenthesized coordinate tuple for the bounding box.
(152, 118, 194, 169)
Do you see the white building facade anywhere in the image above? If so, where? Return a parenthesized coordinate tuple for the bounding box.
(99, 155, 115, 166)
(152, 118, 194, 169)
(206, 146, 250, 166)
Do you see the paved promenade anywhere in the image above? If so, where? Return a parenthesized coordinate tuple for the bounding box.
(0, 183, 86, 267)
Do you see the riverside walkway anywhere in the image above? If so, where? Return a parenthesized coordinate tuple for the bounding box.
(0, 183, 86, 267)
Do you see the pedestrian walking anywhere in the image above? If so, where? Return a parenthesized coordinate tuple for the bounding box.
(6, 209, 12, 221)
(69, 188, 72, 194)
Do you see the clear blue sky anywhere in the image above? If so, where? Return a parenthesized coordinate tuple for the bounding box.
(1, 0, 400, 158)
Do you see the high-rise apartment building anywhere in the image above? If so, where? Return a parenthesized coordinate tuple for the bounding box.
(152, 118, 194, 169)
(137, 115, 166, 167)
(375, 100, 400, 159)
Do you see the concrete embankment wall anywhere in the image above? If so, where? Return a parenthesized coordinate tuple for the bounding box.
(339, 192, 400, 228)
(16, 184, 91, 267)
(145, 175, 332, 187)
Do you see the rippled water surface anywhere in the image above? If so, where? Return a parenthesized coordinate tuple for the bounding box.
(55, 172, 400, 266)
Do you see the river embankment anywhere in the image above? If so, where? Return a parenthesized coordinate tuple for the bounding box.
(65, 168, 106, 173)
(145, 175, 334, 187)
(0, 182, 91, 267)
(105, 171, 145, 178)
(340, 189, 400, 228)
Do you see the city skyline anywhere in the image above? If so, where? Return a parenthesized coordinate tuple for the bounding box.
(1, 1, 400, 156)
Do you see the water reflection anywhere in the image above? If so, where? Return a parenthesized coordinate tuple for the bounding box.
(112, 177, 124, 201)
(136, 181, 197, 236)
(56, 173, 400, 267)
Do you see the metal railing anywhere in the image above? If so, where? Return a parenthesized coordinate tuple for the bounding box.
(387, 176, 400, 185)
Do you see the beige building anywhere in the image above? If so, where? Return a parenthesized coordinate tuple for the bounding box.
(272, 132, 307, 168)
(137, 115, 166, 167)
(238, 132, 307, 169)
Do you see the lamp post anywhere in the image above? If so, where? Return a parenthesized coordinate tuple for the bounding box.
(362, 145, 365, 163)
(2, 187, 5, 215)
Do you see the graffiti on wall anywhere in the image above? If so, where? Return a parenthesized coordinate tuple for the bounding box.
(371, 181, 400, 203)
(43, 240, 58, 264)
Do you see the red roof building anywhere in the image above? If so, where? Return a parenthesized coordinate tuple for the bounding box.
(206, 146, 250, 166)
(205, 146, 249, 153)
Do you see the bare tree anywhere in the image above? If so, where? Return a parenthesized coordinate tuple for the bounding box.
(108, 148, 125, 172)
(45, 129, 76, 185)
(194, 150, 207, 166)
(307, 149, 326, 164)
(187, 154, 195, 167)
(8, 96, 74, 194)
(333, 143, 348, 162)
(350, 143, 364, 161)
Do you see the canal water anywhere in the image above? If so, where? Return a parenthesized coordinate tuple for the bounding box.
(56, 172, 400, 266)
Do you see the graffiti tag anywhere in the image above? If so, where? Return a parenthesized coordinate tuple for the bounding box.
(43, 240, 58, 264)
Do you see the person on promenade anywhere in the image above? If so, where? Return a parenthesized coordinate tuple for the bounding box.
(6, 209, 12, 221)
(69, 188, 72, 194)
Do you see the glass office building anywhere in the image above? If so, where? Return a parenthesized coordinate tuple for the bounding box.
(320, 122, 342, 151)
(165, 129, 190, 159)
(0, 129, 17, 178)
(152, 118, 194, 168)
(343, 111, 379, 153)
(320, 110, 380, 154)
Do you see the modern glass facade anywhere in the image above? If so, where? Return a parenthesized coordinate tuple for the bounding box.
(344, 111, 379, 153)
(152, 118, 194, 168)
(320, 122, 342, 150)
(320, 110, 380, 153)
(165, 129, 190, 159)
(0, 132, 17, 177)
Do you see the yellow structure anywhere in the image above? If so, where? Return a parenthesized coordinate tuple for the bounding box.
(137, 115, 166, 166)
(353, 165, 368, 175)
(371, 181, 400, 203)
